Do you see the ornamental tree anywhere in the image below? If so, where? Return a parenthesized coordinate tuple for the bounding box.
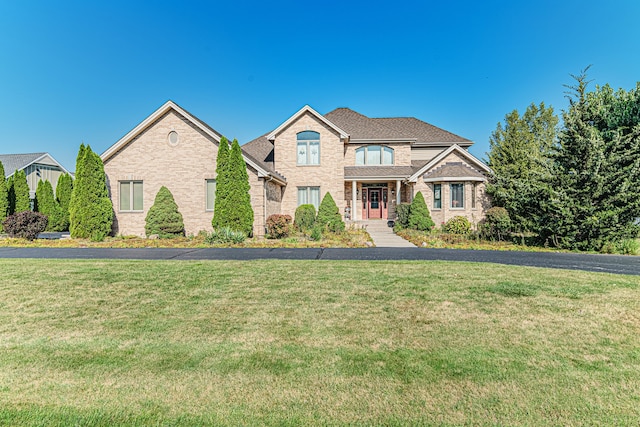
(315, 192, 344, 233)
(212, 137, 230, 230)
(0, 161, 7, 230)
(223, 139, 254, 236)
(12, 170, 31, 213)
(56, 173, 73, 231)
(145, 186, 185, 238)
(35, 179, 65, 231)
(407, 191, 434, 231)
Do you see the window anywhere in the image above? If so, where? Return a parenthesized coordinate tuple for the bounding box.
(355, 146, 394, 165)
(297, 131, 320, 165)
(433, 184, 442, 209)
(206, 179, 216, 211)
(298, 186, 320, 209)
(472, 183, 477, 209)
(120, 181, 143, 211)
(450, 183, 464, 209)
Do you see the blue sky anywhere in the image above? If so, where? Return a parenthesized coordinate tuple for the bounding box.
(1, 1, 639, 172)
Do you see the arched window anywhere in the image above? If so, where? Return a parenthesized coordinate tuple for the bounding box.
(297, 131, 320, 165)
(355, 145, 394, 165)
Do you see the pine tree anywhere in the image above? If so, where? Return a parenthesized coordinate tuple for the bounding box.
(223, 139, 254, 236)
(56, 173, 73, 231)
(145, 186, 185, 238)
(12, 170, 31, 213)
(0, 161, 7, 231)
(69, 145, 114, 241)
(6, 175, 14, 216)
(315, 192, 345, 232)
(408, 191, 435, 231)
(35, 180, 65, 232)
(212, 137, 230, 229)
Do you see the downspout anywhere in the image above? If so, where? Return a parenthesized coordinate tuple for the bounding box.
(263, 175, 274, 235)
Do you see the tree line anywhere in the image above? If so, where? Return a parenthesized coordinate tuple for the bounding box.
(487, 69, 640, 251)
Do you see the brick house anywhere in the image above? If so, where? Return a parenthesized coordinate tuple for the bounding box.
(101, 101, 490, 237)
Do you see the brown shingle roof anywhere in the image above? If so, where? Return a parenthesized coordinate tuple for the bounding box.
(423, 162, 485, 180)
(325, 108, 413, 140)
(344, 166, 415, 179)
(374, 117, 471, 144)
(241, 134, 286, 181)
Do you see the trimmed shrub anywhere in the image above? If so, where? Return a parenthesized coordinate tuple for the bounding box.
(443, 216, 472, 235)
(69, 144, 114, 241)
(482, 206, 511, 241)
(0, 161, 7, 231)
(145, 186, 185, 238)
(56, 173, 73, 231)
(35, 180, 66, 231)
(205, 227, 246, 244)
(408, 192, 434, 231)
(315, 192, 344, 233)
(12, 170, 31, 213)
(395, 203, 411, 228)
(3, 211, 48, 240)
(266, 214, 292, 239)
(294, 204, 316, 232)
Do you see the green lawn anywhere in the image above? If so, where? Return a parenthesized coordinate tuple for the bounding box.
(1, 259, 639, 426)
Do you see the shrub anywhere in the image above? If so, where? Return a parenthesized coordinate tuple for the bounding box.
(205, 227, 246, 244)
(56, 173, 73, 231)
(617, 238, 640, 255)
(443, 216, 472, 235)
(35, 180, 66, 231)
(12, 170, 31, 213)
(482, 206, 511, 241)
(395, 203, 411, 228)
(266, 214, 292, 239)
(0, 161, 7, 231)
(408, 192, 435, 231)
(310, 224, 323, 241)
(3, 211, 48, 240)
(315, 193, 344, 233)
(294, 204, 316, 232)
(145, 186, 185, 238)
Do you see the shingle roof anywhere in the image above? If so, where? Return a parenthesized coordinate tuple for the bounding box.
(374, 117, 471, 144)
(242, 134, 281, 176)
(0, 153, 48, 176)
(344, 165, 415, 179)
(325, 108, 413, 140)
(423, 162, 485, 180)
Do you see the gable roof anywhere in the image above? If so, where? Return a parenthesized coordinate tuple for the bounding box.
(422, 162, 486, 182)
(408, 144, 491, 182)
(325, 108, 414, 141)
(0, 152, 71, 177)
(101, 101, 282, 183)
(374, 117, 471, 146)
(266, 105, 349, 141)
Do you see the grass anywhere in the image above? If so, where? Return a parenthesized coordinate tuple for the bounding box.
(1, 259, 639, 425)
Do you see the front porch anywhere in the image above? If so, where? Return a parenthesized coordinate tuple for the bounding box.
(344, 180, 412, 221)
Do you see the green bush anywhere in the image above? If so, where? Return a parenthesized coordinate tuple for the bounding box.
(55, 173, 73, 231)
(315, 193, 344, 233)
(3, 211, 48, 240)
(617, 238, 640, 255)
(12, 170, 31, 213)
(310, 224, 323, 241)
(35, 180, 66, 232)
(205, 227, 246, 244)
(395, 203, 411, 228)
(408, 192, 434, 231)
(482, 206, 511, 241)
(294, 204, 316, 232)
(0, 161, 7, 231)
(145, 186, 185, 238)
(266, 214, 292, 239)
(443, 216, 472, 235)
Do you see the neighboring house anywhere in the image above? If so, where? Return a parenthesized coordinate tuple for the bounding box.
(0, 152, 71, 200)
(243, 105, 491, 227)
(101, 101, 490, 237)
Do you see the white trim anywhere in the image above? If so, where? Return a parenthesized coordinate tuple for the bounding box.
(5, 153, 72, 177)
(346, 177, 409, 182)
(423, 176, 485, 183)
(266, 105, 349, 141)
(408, 144, 492, 182)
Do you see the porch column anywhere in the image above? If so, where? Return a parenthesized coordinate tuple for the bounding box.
(396, 180, 401, 205)
(351, 180, 358, 221)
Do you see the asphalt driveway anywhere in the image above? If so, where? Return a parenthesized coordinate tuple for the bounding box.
(0, 247, 638, 276)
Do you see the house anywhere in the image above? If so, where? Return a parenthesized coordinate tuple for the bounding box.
(0, 152, 72, 200)
(101, 101, 490, 237)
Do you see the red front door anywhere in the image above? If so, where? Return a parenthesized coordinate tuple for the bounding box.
(368, 189, 382, 219)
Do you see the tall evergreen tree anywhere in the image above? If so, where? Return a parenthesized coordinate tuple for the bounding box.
(56, 173, 73, 231)
(35, 180, 64, 231)
(0, 161, 7, 231)
(224, 139, 254, 236)
(6, 175, 15, 216)
(546, 72, 640, 250)
(69, 145, 113, 241)
(212, 137, 230, 229)
(486, 102, 558, 235)
(12, 170, 31, 213)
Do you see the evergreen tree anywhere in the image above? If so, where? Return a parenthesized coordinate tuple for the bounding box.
(56, 173, 73, 231)
(69, 145, 114, 241)
(546, 71, 640, 250)
(212, 137, 230, 229)
(35, 180, 65, 231)
(145, 186, 185, 238)
(12, 170, 31, 213)
(407, 191, 435, 231)
(6, 175, 14, 216)
(223, 139, 254, 236)
(486, 102, 558, 235)
(0, 161, 7, 231)
(315, 192, 345, 232)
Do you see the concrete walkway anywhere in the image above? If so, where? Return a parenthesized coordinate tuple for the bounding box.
(355, 220, 416, 247)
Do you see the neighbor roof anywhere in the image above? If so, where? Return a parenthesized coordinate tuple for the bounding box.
(0, 153, 70, 177)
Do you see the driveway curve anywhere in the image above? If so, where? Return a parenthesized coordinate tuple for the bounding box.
(0, 246, 638, 276)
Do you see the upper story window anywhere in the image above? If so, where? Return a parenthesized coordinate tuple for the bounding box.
(355, 145, 394, 165)
(297, 131, 320, 165)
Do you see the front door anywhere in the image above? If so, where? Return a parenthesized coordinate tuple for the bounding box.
(368, 189, 382, 219)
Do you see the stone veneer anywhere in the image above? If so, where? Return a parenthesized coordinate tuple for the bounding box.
(103, 110, 265, 237)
